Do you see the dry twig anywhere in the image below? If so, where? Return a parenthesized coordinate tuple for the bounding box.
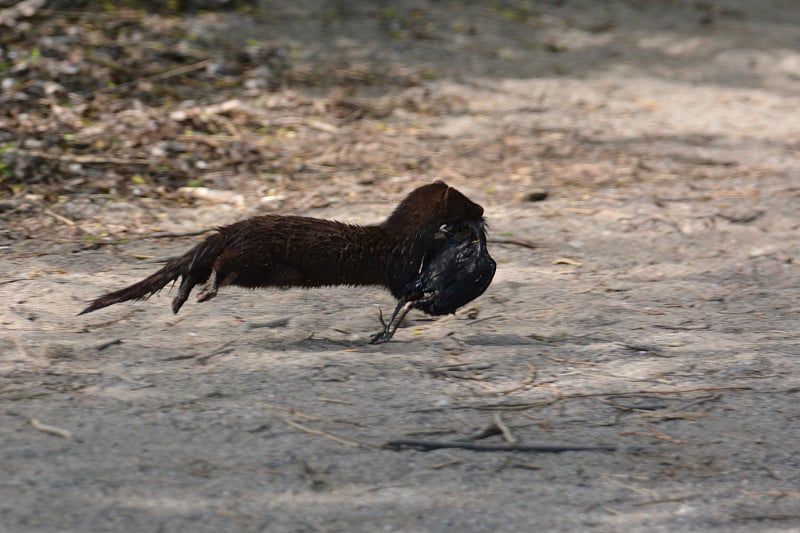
(385, 440, 616, 453)
(95, 338, 122, 351)
(489, 238, 537, 250)
(260, 402, 318, 421)
(137, 59, 213, 83)
(733, 514, 800, 521)
(493, 413, 517, 444)
(743, 490, 800, 499)
(196, 341, 236, 364)
(282, 418, 368, 448)
(31, 418, 72, 439)
(7, 148, 156, 165)
(318, 397, 354, 405)
(429, 453, 465, 469)
(545, 355, 600, 366)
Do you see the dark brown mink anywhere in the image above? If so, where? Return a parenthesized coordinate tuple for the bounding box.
(79, 181, 490, 339)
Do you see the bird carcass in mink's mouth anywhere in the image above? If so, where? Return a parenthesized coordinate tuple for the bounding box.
(370, 219, 496, 344)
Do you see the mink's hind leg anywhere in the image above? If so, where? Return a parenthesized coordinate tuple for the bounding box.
(195, 278, 219, 303)
(196, 269, 238, 303)
(172, 275, 200, 313)
(194, 249, 244, 303)
(171, 265, 214, 313)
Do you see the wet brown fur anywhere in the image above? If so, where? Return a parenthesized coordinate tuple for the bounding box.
(80, 181, 485, 315)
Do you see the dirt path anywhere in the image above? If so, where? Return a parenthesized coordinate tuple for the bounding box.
(2, 2, 800, 532)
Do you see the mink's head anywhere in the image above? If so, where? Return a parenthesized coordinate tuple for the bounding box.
(383, 180, 484, 232)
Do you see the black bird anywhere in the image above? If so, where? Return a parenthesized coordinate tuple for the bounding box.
(370, 219, 496, 343)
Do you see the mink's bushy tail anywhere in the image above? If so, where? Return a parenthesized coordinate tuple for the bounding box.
(79, 232, 227, 315)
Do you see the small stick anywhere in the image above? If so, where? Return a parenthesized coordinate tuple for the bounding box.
(463, 385, 748, 412)
(318, 397, 354, 405)
(259, 402, 318, 421)
(161, 354, 195, 361)
(136, 58, 213, 83)
(638, 411, 707, 420)
(430, 454, 465, 469)
(634, 494, 701, 507)
(545, 355, 601, 366)
(95, 339, 122, 351)
(565, 385, 752, 398)
(504, 459, 543, 470)
(43, 208, 77, 227)
(493, 413, 517, 444)
(743, 490, 800, 499)
(196, 341, 236, 364)
(489, 238, 537, 250)
(619, 428, 686, 445)
(6, 148, 156, 165)
(457, 400, 557, 412)
(282, 419, 366, 448)
(428, 362, 494, 373)
(385, 440, 616, 453)
(733, 514, 800, 521)
(31, 418, 72, 439)
(552, 257, 583, 266)
(653, 323, 710, 331)
(597, 399, 668, 411)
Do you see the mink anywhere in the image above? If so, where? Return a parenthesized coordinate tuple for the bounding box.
(80, 181, 493, 341)
(370, 218, 496, 343)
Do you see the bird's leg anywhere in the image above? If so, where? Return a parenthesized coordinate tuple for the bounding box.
(370, 300, 415, 344)
(371, 301, 402, 344)
(377, 307, 388, 329)
(375, 299, 406, 337)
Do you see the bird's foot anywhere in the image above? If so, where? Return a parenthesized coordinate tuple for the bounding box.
(369, 300, 414, 344)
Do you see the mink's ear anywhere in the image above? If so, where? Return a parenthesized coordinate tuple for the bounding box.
(443, 186, 484, 220)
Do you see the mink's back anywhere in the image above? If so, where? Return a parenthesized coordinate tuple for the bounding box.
(213, 215, 390, 288)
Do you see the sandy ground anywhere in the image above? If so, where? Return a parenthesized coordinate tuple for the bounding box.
(2, 1, 800, 531)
